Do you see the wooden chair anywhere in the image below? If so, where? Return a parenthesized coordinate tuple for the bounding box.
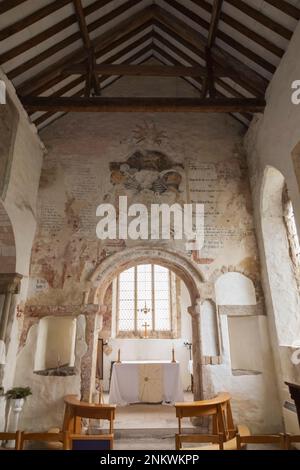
(175, 393, 250, 450)
(236, 433, 286, 450)
(64, 432, 114, 450)
(285, 434, 300, 450)
(19, 432, 68, 450)
(62, 395, 116, 435)
(0, 431, 22, 450)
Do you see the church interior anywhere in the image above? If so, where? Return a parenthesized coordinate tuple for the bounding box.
(0, 0, 300, 452)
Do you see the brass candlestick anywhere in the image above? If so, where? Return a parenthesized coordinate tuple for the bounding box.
(117, 348, 121, 363)
(172, 347, 176, 363)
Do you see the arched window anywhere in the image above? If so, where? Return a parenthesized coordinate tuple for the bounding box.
(116, 264, 176, 337)
(283, 185, 300, 287)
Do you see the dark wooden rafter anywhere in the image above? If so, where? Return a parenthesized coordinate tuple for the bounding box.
(7, 18, 152, 81)
(29, 36, 154, 119)
(152, 34, 252, 123)
(33, 45, 154, 127)
(0, 0, 73, 42)
(264, 0, 300, 20)
(201, 0, 223, 99)
(153, 21, 254, 97)
(153, 8, 268, 95)
(190, 0, 284, 57)
(207, 0, 223, 48)
(62, 63, 245, 79)
(0, 0, 27, 15)
(162, 0, 276, 74)
(226, 0, 293, 40)
(17, 7, 154, 96)
(21, 96, 266, 113)
(28, 29, 153, 100)
(1, 0, 297, 129)
(0, 0, 140, 65)
(72, 0, 100, 96)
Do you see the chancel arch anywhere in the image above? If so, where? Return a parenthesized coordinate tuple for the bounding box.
(85, 247, 205, 401)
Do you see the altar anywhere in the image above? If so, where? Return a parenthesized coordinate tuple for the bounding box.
(109, 361, 184, 406)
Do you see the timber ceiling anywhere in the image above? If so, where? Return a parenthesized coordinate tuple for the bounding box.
(0, 0, 299, 129)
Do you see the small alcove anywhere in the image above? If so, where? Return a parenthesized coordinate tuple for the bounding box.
(34, 316, 77, 376)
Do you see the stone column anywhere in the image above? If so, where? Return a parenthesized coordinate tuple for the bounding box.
(0, 274, 22, 379)
(80, 305, 104, 402)
(188, 302, 204, 401)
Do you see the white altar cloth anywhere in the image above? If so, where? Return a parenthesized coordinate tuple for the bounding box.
(109, 361, 184, 406)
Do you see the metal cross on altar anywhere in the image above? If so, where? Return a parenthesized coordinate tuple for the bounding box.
(142, 322, 150, 339)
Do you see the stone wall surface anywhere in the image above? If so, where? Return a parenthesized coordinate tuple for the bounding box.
(245, 22, 300, 432)
(0, 68, 44, 430)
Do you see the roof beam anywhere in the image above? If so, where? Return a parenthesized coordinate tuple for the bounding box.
(72, 0, 100, 95)
(154, 20, 254, 96)
(264, 0, 300, 20)
(7, 18, 152, 80)
(153, 6, 268, 95)
(17, 6, 154, 96)
(0, 0, 27, 15)
(0, 0, 72, 42)
(207, 0, 223, 48)
(190, 0, 284, 57)
(202, 0, 223, 98)
(0, 0, 138, 65)
(226, 0, 293, 40)
(153, 50, 250, 127)
(27, 28, 153, 100)
(62, 63, 242, 78)
(21, 96, 266, 113)
(33, 45, 153, 127)
(162, 0, 275, 74)
(152, 35, 251, 122)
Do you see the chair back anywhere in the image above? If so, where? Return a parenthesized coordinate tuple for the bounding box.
(175, 392, 234, 441)
(63, 395, 116, 434)
(0, 431, 22, 450)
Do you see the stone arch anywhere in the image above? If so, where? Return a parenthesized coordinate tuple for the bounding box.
(0, 201, 16, 274)
(261, 165, 300, 345)
(85, 247, 205, 400)
(215, 272, 257, 306)
(87, 247, 204, 307)
(210, 266, 261, 304)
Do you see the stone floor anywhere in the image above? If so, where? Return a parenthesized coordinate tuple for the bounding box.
(96, 392, 195, 450)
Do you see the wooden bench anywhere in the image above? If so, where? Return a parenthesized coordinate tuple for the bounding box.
(0, 431, 22, 450)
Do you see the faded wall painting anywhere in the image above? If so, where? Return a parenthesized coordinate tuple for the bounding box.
(26, 115, 259, 306)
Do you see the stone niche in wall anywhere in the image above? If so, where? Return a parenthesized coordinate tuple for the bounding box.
(215, 272, 262, 375)
(34, 316, 77, 376)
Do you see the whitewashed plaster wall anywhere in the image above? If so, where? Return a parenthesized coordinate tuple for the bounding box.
(244, 21, 300, 432)
(0, 69, 44, 431)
